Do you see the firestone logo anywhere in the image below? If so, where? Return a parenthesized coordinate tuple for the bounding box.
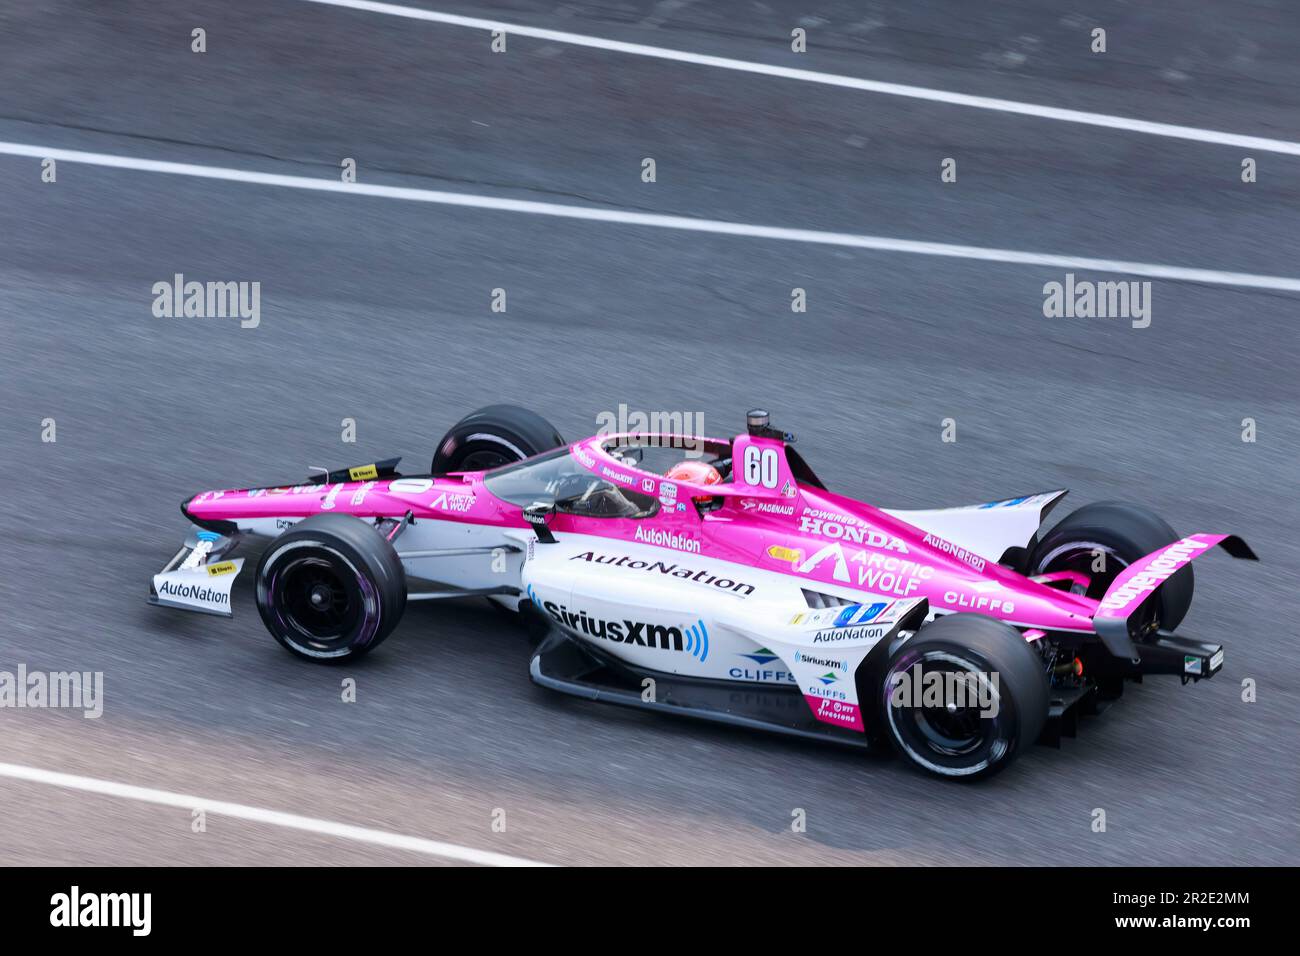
(815, 699, 859, 727)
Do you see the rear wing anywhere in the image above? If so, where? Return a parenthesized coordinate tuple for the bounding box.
(1093, 533, 1257, 662)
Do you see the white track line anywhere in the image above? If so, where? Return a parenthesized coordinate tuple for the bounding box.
(6, 141, 1299, 292)
(0, 761, 552, 866)
(299, 0, 1300, 157)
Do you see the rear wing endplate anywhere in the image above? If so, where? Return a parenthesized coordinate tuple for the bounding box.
(1093, 533, 1257, 662)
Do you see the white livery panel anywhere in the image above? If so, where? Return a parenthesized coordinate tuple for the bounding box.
(522, 533, 926, 732)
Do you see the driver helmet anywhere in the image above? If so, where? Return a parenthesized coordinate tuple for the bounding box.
(664, 459, 722, 508)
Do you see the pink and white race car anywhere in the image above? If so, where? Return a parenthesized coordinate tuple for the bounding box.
(152, 406, 1257, 779)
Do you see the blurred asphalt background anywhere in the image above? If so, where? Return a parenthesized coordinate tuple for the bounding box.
(0, 0, 1297, 865)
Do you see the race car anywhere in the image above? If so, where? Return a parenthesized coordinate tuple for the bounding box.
(151, 406, 1257, 779)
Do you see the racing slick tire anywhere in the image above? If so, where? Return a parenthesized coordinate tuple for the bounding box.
(880, 614, 1048, 781)
(256, 513, 407, 662)
(1028, 501, 1192, 631)
(432, 405, 565, 474)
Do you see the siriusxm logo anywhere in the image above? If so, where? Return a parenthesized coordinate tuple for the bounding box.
(541, 597, 710, 661)
(794, 650, 848, 672)
(683, 621, 710, 661)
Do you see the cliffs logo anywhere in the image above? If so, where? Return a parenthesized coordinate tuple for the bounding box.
(541, 600, 710, 661)
(730, 647, 795, 683)
(633, 526, 700, 554)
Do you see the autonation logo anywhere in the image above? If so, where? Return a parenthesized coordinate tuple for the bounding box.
(634, 525, 700, 553)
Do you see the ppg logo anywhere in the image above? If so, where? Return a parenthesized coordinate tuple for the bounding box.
(684, 620, 710, 662)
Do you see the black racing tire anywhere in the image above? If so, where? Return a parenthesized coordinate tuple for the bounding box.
(880, 614, 1048, 781)
(1028, 500, 1192, 631)
(256, 513, 406, 662)
(431, 404, 565, 474)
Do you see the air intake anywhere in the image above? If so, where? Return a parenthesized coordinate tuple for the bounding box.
(801, 588, 856, 609)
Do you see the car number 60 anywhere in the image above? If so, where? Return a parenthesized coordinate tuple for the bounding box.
(743, 446, 779, 488)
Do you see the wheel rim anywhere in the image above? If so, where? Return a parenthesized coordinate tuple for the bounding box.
(1034, 540, 1127, 599)
(262, 544, 379, 658)
(884, 649, 1012, 777)
(1036, 541, 1159, 636)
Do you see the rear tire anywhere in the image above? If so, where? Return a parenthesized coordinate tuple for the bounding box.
(256, 514, 406, 662)
(1028, 501, 1192, 631)
(880, 614, 1048, 781)
(431, 405, 565, 474)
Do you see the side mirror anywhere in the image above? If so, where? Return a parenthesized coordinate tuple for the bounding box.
(523, 498, 557, 544)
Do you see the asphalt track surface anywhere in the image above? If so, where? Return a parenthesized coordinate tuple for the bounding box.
(1, 0, 1298, 866)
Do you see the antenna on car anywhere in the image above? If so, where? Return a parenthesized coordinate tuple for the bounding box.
(746, 408, 796, 443)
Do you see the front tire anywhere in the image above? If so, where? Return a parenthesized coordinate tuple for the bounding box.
(432, 405, 564, 474)
(256, 514, 407, 662)
(1028, 501, 1192, 631)
(880, 614, 1048, 780)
